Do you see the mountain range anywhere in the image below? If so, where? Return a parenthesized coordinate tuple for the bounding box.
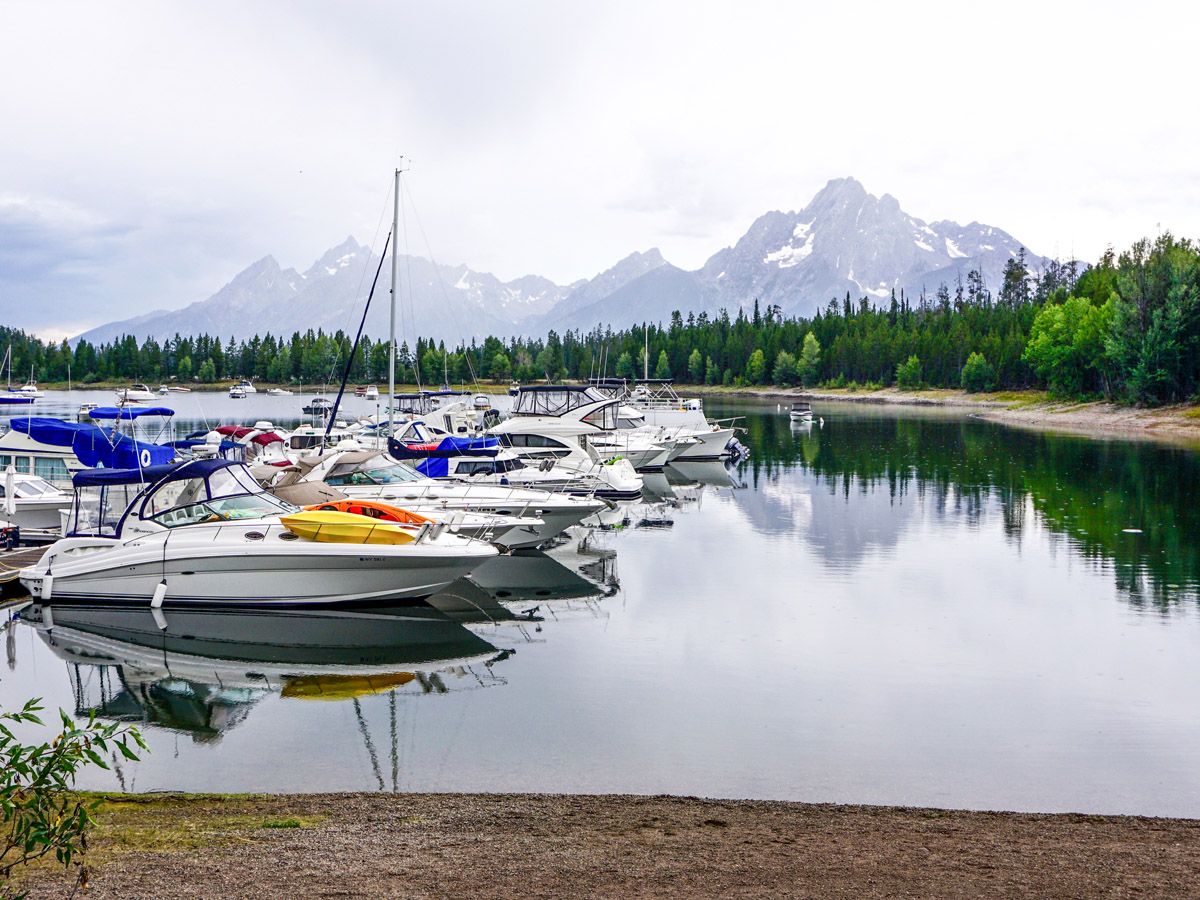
(75, 178, 1050, 346)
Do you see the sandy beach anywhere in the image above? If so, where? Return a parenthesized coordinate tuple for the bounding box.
(15, 793, 1200, 898)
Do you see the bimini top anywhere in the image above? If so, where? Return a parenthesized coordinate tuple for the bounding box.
(87, 406, 175, 420)
(11, 417, 174, 469)
(72, 458, 238, 487)
(511, 385, 610, 417)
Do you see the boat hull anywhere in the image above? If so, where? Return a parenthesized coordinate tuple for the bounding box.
(20, 528, 496, 607)
(670, 427, 736, 460)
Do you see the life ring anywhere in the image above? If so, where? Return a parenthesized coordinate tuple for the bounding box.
(140, 448, 152, 467)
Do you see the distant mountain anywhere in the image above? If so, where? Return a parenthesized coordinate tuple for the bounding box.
(76, 178, 1050, 345)
(75, 237, 566, 347)
(695, 177, 1045, 316)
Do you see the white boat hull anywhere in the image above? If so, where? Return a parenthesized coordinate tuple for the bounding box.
(20, 525, 497, 607)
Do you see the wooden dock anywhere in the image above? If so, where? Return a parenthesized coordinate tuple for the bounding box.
(0, 546, 47, 587)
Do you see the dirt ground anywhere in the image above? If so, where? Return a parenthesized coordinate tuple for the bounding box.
(16, 793, 1200, 899)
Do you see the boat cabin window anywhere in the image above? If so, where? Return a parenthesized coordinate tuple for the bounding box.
(0, 454, 31, 475)
(510, 387, 609, 416)
(581, 402, 618, 430)
(454, 460, 496, 476)
(617, 416, 644, 429)
(325, 461, 422, 486)
(33, 458, 69, 482)
(499, 434, 570, 450)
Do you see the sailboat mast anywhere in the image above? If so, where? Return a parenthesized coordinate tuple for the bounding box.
(389, 167, 399, 434)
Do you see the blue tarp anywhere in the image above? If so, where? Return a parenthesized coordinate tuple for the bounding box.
(388, 434, 499, 461)
(72, 458, 234, 487)
(415, 457, 449, 478)
(11, 416, 174, 470)
(87, 406, 175, 420)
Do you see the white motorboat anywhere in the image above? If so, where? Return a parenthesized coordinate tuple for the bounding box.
(789, 401, 813, 421)
(19, 458, 498, 606)
(15, 381, 43, 398)
(0, 469, 72, 537)
(115, 383, 157, 403)
(235, 378, 258, 394)
(260, 448, 606, 548)
(228, 385, 248, 399)
(266, 387, 294, 396)
(303, 397, 334, 416)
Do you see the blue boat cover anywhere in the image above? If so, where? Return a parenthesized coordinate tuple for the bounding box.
(415, 457, 449, 478)
(11, 417, 174, 470)
(72, 458, 236, 487)
(388, 434, 499, 461)
(87, 406, 175, 420)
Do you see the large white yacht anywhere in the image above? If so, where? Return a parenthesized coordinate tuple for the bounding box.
(592, 379, 738, 460)
(20, 459, 497, 606)
(486, 386, 657, 485)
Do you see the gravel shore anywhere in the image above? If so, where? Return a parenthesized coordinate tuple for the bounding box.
(18, 793, 1200, 898)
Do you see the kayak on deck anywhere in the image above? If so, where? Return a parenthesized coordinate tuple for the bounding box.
(280, 509, 419, 545)
(304, 499, 435, 526)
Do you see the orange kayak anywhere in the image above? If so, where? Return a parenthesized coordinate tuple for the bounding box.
(304, 499, 435, 525)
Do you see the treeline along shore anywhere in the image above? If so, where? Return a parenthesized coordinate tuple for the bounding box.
(6, 232, 1199, 409)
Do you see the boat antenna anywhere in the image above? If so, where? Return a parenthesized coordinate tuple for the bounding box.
(323, 228, 393, 450)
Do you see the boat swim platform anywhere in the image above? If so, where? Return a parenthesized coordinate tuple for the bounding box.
(0, 546, 48, 587)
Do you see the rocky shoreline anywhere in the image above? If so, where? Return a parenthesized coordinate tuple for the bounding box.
(16, 793, 1200, 898)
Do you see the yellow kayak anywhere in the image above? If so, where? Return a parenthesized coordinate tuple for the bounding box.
(280, 509, 418, 545)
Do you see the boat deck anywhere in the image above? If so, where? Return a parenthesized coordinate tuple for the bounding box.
(0, 545, 47, 586)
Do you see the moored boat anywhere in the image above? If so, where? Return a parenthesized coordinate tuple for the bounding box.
(19, 458, 498, 606)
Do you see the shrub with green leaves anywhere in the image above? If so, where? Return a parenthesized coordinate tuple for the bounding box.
(1, 698, 145, 895)
(961, 352, 997, 393)
(895, 355, 922, 390)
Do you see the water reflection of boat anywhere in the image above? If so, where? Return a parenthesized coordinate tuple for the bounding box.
(467, 549, 616, 602)
(22, 602, 504, 740)
(666, 460, 738, 489)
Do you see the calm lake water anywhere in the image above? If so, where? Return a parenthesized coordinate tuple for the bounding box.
(2, 391, 1199, 815)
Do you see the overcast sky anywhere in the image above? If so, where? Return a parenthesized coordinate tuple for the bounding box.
(1, 0, 1197, 340)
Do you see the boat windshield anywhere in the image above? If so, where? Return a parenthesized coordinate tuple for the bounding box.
(324, 461, 423, 486)
(151, 493, 293, 528)
(142, 464, 294, 527)
(3, 477, 61, 498)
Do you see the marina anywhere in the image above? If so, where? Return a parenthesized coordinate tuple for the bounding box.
(1, 393, 1198, 817)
